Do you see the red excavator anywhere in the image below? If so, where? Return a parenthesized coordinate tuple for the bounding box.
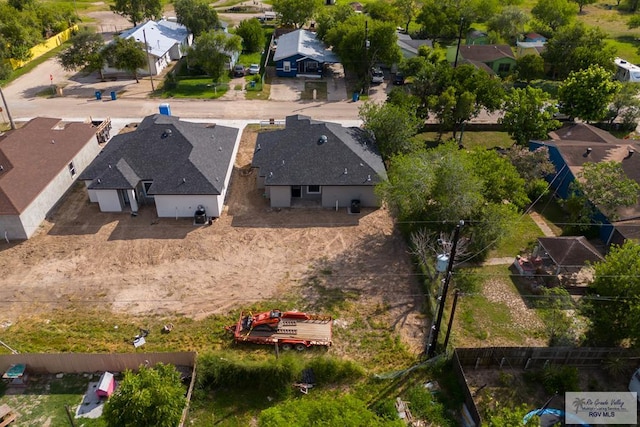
(241, 309, 310, 331)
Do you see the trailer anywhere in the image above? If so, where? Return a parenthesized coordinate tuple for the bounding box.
(228, 310, 333, 350)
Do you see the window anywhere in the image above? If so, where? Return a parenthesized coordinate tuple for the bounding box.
(307, 61, 318, 71)
(142, 181, 154, 198)
(68, 162, 76, 177)
(307, 185, 321, 194)
(283, 61, 291, 72)
(498, 63, 511, 73)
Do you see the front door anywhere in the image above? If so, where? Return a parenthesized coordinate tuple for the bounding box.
(291, 186, 301, 198)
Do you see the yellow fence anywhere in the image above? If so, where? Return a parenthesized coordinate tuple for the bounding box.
(10, 25, 79, 70)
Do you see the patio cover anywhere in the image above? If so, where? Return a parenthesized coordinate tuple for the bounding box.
(537, 236, 604, 271)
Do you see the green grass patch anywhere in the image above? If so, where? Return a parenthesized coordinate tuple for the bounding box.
(161, 78, 229, 99)
(1, 373, 107, 427)
(531, 193, 567, 236)
(488, 213, 544, 258)
(414, 131, 514, 149)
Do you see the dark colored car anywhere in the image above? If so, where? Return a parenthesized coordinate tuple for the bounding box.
(393, 72, 405, 85)
(233, 64, 245, 77)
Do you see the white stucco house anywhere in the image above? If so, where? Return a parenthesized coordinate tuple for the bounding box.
(104, 18, 192, 76)
(251, 115, 387, 209)
(0, 118, 103, 240)
(78, 114, 240, 219)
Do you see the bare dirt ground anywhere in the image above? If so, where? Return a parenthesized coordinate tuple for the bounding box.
(0, 126, 425, 352)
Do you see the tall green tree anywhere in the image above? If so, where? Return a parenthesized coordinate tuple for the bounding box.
(272, 0, 321, 28)
(542, 22, 615, 79)
(188, 30, 242, 82)
(102, 37, 147, 82)
(505, 145, 555, 197)
(500, 86, 561, 146)
(531, 0, 577, 34)
(608, 82, 640, 129)
(174, 0, 219, 37)
(515, 54, 544, 82)
(365, 1, 399, 24)
(558, 65, 621, 123)
(359, 101, 423, 159)
(487, 6, 529, 44)
(324, 16, 401, 88)
(57, 30, 106, 79)
(235, 18, 265, 53)
(110, 0, 162, 27)
(417, 0, 467, 42)
(394, 0, 419, 34)
(582, 241, 640, 346)
(576, 161, 640, 220)
(315, 4, 355, 40)
(103, 363, 186, 427)
(571, 0, 596, 12)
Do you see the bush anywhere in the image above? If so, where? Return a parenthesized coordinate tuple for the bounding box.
(306, 356, 365, 384)
(538, 365, 580, 394)
(405, 385, 456, 426)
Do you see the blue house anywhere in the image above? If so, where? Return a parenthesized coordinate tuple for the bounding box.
(273, 29, 339, 78)
(530, 123, 640, 245)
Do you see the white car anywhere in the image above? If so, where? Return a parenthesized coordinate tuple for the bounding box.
(248, 64, 260, 75)
(370, 67, 384, 84)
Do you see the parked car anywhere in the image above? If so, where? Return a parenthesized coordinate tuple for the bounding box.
(393, 72, 405, 85)
(370, 67, 384, 84)
(248, 64, 260, 75)
(233, 64, 245, 77)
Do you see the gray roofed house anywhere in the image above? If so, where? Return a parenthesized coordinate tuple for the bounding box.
(251, 115, 387, 209)
(397, 33, 433, 58)
(79, 114, 240, 219)
(273, 29, 339, 78)
(104, 19, 192, 76)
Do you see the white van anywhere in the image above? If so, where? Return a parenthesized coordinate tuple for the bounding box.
(614, 58, 640, 83)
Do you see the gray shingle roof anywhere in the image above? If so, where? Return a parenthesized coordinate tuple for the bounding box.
(79, 115, 238, 195)
(273, 29, 339, 63)
(252, 115, 387, 186)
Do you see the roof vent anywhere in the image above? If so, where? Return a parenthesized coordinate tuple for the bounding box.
(97, 179, 101, 184)
(0, 165, 3, 171)
(586, 147, 592, 155)
(626, 148, 635, 159)
(51, 139, 55, 144)
(182, 178, 186, 184)
(344, 168, 348, 175)
(256, 143, 261, 151)
(269, 171, 273, 178)
(282, 159, 285, 165)
(219, 146, 222, 151)
(162, 129, 173, 138)
(318, 135, 328, 144)
(367, 174, 371, 182)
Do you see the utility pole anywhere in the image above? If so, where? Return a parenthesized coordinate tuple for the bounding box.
(453, 17, 464, 68)
(427, 220, 463, 358)
(142, 29, 155, 92)
(364, 20, 369, 95)
(0, 85, 16, 130)
(443, 289, 460, 351)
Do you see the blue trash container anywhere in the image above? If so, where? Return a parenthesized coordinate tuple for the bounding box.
(110, 91, 116, 100)
(352, 92, 359, 102)
(95, 91, 102, 100)
(159, 103, 171, 116)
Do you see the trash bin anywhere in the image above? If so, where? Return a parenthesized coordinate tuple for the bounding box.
(95, 91, 102, 100)
(350, 199, 361, 214)
(249, 81, 256, 88)
(110, 91, 117, 100)
(352, 92, 359, 102)
(159, 103, 171, 116)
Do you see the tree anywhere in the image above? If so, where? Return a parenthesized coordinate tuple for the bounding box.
(188, 30, 242, 82)
(576, 161, 640, 220)
(542, 22, 615, 79)
(324, 16, 401, 88)
(394, 0, 419, 34)
(558, 65, 621, 123)
(174, 0, 219, 37)
(359, 101, 423, 159)
(487, 6, 529, 44)
(582, 241, 640, 346)
(235, 18, 265, 53)
(365, 1, 399, 24)
(504, 145, 556, 197)
(103, 363, 186, 427)
(272, 0, 321, 28)
(57, 30, 106, 79)
(608, 83, 640, 130)
(571, 0, 596, 12)
(315, 4, 355, 40)
(515, 54, 544, 82)
(417, 0, 467, 42)
(110, 0, 162, 27)
(102, 37, 147, 82)
(500, 87, 561, 146)
(259, 395, 396, 426)
(531, 0, 577, 34)
(377, 142, 526, 254)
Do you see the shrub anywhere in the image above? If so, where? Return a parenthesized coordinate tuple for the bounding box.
(540, 365, 580, 394)
(306, 356, 365, 384)
(405, 385, 456, 426)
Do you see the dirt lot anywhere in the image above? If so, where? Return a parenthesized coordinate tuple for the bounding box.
(0, 126, 425, 352)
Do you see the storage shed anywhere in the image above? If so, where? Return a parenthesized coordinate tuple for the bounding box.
(96, 371, 115, 398)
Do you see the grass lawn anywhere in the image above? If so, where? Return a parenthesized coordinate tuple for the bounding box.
(488, 213, 545, 258)
(162, 78, 229, 99)
(301, 81, 327, 100)
(414, 131, 515, 149)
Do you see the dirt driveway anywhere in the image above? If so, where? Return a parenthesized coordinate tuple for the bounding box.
(0, 125, 425, 351)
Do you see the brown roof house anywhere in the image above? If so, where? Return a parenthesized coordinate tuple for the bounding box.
(0, 118, 102, 240)
(530, 123, 640, 245)
(447, 44, 516, 76)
